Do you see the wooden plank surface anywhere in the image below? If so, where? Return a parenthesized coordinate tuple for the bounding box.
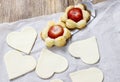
(0, 0, 105, 23)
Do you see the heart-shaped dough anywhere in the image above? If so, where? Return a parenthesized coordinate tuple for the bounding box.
(69, 67, 104, 82)
(6, 27, 37, 54)
(68, 37, 100, 64)
(35, 48, 68, 79)
(50, 79, 63, 82)
(4, 50, 36, 80)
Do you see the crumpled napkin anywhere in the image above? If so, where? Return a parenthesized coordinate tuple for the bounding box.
(0, 0, 120, 82)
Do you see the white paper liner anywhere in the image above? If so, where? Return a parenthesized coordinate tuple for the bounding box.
(0, 0, 120, 82)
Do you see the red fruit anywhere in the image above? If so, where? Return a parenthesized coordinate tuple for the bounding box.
(67, 8, 83, 22)
(48, 25, 64, 39)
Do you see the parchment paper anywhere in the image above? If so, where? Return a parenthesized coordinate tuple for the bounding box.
(0, 0, 120, 82)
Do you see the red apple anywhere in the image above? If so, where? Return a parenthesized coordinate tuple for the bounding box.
(48, 25, 64, 39)
(68, 8, 83, 22)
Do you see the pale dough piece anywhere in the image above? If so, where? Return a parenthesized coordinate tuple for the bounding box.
(6, 27, 37, 54)
(50, 79, 63, 82)
(35, 48, 68, 79)
(4, 50, 36, 80)
(69, 67, 104, 82)
(68, 36, 100, 64)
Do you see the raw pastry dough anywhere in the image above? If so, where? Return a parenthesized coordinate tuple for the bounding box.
(50, 79, 63, 82)
(6, 27, 37, 54)
(61, 4, 90, 29)
(69, 67, 104, 82)
(35, 48, 68, 79)
(41, 21, 71, 47)
(68, 37, 100, 64)
(4, 50, 36, 80)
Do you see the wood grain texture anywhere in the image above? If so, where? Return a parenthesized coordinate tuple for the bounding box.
(0, 0, 105, 22)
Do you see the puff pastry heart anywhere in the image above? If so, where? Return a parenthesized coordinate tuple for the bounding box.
(69, 67, 104, 82)
(4, 50, 36, 80)
(50, 79, 63, 82)
(35, 48, 68, 79)
(6, 27, 37, 54)
(68, 37, 100, 64)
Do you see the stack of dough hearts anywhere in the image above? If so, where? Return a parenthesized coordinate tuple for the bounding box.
(41, 21, 71, 47)
(61, 4, 90, 29)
